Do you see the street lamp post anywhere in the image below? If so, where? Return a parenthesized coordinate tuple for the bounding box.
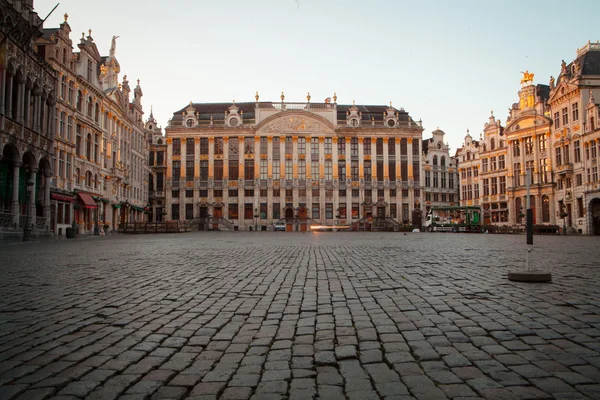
(559, 202, 568, 236)
(254, 207, 259, 232)
(22, 179, 34, 241)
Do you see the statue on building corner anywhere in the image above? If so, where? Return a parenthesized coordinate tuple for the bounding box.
(110, 36, 119, 57)
(560, 59, 568, 75)
(549, 76, 555, 90)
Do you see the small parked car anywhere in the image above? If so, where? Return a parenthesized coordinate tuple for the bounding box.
(272, 220, 286, 231)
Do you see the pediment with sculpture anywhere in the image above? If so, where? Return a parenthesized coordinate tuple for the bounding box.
(256, 111, 336, 135)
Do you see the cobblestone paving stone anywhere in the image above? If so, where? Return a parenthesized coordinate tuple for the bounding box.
(1, 232, 600, 400)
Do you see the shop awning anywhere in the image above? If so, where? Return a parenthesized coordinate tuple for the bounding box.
(113, 203, 122, 209)
(51, 193, 74, 202)
(77, 192, 98, 209)
(131, 205, 145, 212)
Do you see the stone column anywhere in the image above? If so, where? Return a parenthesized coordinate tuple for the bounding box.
(24, 86, 31, 128)
(44, 173, 52, 229)
(16, 77, 25, 124)
(29, 169, 37, 230)
(5, 72, 13, 120)
(11, 163, 21, 226)
(0, 68, 5, 115)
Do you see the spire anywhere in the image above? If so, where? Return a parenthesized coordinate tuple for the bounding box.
(150, 105, 154, 118)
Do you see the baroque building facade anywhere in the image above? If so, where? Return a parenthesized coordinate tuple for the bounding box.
(146, 109, 167, 222)
(421, 128, 458, 211)
(164, 95, 425, 231)
(549, 41, 600, 235)
(0, 0, 56, 239)
(35, 15, 151, 235)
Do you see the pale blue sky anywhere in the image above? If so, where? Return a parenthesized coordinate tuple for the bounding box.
(37, 0, 600, 152)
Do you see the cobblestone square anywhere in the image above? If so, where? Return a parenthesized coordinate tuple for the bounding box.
(1, 232, 600, 399)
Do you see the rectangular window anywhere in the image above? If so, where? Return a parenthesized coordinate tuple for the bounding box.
(525, 137, 533, 155)
(260, 137, 268, 155)
(513, 163, 521, 186)
(186, 190, 194, 198)
(229, 160, 239, 180)
(186, 161, 194, 181)
(312, 188, 320, 198)
(538, 134, 547, 152)
(311, 137, 319, 155)
(285, 137, 293, 154)
(483, 179, 490, 196)
(272, 189, 280, 198)
(172, 161, 181, 182)
(592, 142, 598, 159)
(326, 203, 333, 219)
(312, 203, 320, 219)
(562, 107, 569, 125)
(491, 156, 497, 171)
(389, 161, 396, 180)
(260, 203, 267, 219)
(351, 160, 359, 180)
(498, 155, 505, 169)
(298, 159, 306, 180)
(441, 172, 446, 188)
(200, 138, 208, 154)
(338, 205, 346, 219)
(272, 137, 280, 158)
(298, 137, 306, 154)
(285, 160, 293, 180)
(482, 158, 488, 173)
(556, 147, 562, 166)
(574, 140, 581, 163)
(171, 204, 180, 220)
(412, 140, 419, 155)
(499, 176, 506, 194)
(245, 159, 254, 180)
(213, 189, 222, 198)
(433, 172, 438, 188)
(244, 137, 254, 155)
(376, 161, 384, 181)
(352, 203, 359, 219)
(273, 203, 280, 219)
(363, 138, 371, 155)
(244, 189, 254, 197)
(212, 160, 223, 180)
(260, 159, 268, 179)
(388, 138, 395, 155)
(325, 160, 333, 180)
(577, 197, 584, 218)
(576, 174, 583, 186)
(376, 138, 384, 155)
(554, 112, 560, 128)
(228, 203, 238, 219)
(311, 161, 319, 179)
(200, 160, 208, 180)
(540, 158, 549, 184)
(272, 160, 280, 180)
(186, 138, 195, 155)
(449, 173, 454, 189)
(491, 177, 498, 195)
(338, 163, 346, 180)
(572, 103, 579, 121)
(214, 137, 224, 155)
(337, 137, 346, 155)
(324, 137, 332, 154)
(364, 160, 372, 179)
(413, 161, 420, 182)
(351, 138, 359, 156)
(172, 139, 181, 155)
(513, 141, 520, 157)
(244, 204, 254, 220)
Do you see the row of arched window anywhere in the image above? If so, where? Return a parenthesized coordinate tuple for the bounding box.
(74, 168, 99, 189)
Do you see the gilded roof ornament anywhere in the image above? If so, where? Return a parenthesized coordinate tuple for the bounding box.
(520, 70, 534, 86)
(281, 91, 285, 102)
(255, 91, 259, 101)
(306, 92, 311, 102)
(64, 13, 68, 21)
(333, 92, 337, 103)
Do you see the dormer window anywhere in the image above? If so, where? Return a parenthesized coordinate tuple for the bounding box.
(387, 119, 396, 127)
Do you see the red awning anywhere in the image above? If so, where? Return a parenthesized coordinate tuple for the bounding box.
(77, 192, 98, 209)
(51, 194, 74, 202)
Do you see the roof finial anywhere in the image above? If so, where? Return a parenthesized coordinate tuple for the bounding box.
(88, 29, 92, 37)
(150, 105, 154, 118)
(64, 13, 68, 21)
(255, 91, 259, 102)
(281, 91, 285, 102)
(390, 101, 393, 107)
(137, 78, 140, 86)
(232, 99, 236, 105)
(333, 92, 337, 103)
(490, 110, 494, 117)
(352, 99, 355, 105)
(189, 100, 193, 106)
(307, 92, 311, 102)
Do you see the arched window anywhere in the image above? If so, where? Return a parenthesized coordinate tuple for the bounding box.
(491, 138, 495, 150)
(62, 48, 67, 65)
(467, 152, 471, 161)
(441, 157, 446, 167)
(87, 96, 93, 117)
(482, 144, 486, 152)
(591, 117, 595, 131)
(499, 140, 504, 148)
(94, 174, 98, 189)
(94, 103, 99, 122)
(86, 133, 92, 160)
(60, 76, 66, 99)
(433, 155, 438, 166)
(75, 168, 80, 184)
(542, 195, 550, 222)
(86, 171, 92, 187)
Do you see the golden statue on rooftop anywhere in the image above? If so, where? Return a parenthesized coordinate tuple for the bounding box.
(520, 70, 534, 86)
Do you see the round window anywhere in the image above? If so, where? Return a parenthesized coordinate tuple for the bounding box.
(387, 119, 396, 127)
(229, 117, 239, 127)
(351, 118, 359, 127)
(186, 119, 194, 127)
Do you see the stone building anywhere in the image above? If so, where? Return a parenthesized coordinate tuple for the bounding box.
(421, 129, 458, 212)
(0, 0, 56, 239)
(455, 131, 481, 210)
(146, 108, 167, 222)
(505, 76, 553, 227)
(164, 94, 424, 231)
(35, 15, 151, 235)
(549, 41, 600, 235)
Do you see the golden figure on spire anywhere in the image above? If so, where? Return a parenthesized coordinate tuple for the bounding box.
(520, 70, 534, 86)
